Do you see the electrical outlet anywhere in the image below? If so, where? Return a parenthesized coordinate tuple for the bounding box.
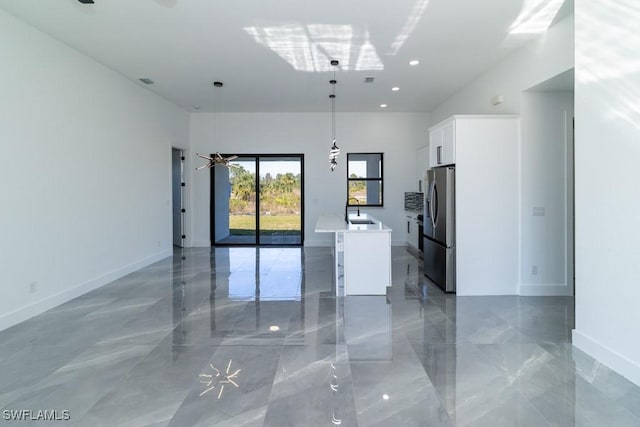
(29, 281, 37, 294)
(531, 265, 538, 276)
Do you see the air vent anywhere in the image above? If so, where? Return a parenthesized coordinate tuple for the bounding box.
(364, 76, 375, 83)
(78, 0, 95, 3)
(139, 78, 154, 85)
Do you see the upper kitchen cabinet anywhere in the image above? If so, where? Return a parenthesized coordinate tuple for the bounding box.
(429, 118, 455, 167)
(416, 146, 429, 192)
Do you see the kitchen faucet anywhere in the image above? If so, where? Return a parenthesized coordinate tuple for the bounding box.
(345, 197, 360, 223)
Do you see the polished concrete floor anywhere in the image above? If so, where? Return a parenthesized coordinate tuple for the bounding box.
(1, 247, 639, 426)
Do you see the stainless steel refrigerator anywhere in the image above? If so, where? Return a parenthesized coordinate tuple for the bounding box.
(423, 166, 456, 293)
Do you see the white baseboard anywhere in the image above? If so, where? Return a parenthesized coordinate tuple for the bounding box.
(0, 249, 172, 332)
(457, 290, 518, 296)
(573, 329, 640, 387)
(304, 239, 332, 247)
(519, 283, 573, 296)
(305, 239, 407, 247)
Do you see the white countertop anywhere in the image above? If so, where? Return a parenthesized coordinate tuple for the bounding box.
(315, 213, 392, 232)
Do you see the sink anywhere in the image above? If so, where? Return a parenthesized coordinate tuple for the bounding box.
(349, 219, 375, 225)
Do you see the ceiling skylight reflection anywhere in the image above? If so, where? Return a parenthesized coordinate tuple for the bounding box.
(509, 0, 565, 34)
(577, 0, 640, 84)
(577, 0, 640, 130)
(356, 30, 384, 71)
(307, 24, 353, 70)
(244, 24, 384, 72)
(388, 0, 430, 55)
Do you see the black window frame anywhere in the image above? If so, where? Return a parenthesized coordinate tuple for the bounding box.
(210, 153, 305, 247)
(346, 152, 384, 207)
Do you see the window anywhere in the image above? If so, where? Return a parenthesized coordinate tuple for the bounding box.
(347, 153, 383, 206)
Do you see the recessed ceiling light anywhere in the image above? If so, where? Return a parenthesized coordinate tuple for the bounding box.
(269, 325, 280, 332)
(409, 60, 420, 66)
(392, 87, 400, 91)
(193, 105, 200, 110)
(139, 77, 154, 85)
(383, 394, 390, 400)
(380, 104, 387, 108)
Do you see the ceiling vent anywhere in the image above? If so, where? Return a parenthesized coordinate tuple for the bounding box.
(364, 76, 375, 83)
(78, 0, 95, 4)
(139, 78, 154, 85)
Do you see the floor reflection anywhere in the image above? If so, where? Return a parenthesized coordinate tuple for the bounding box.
(0, 247, 639, 426)
(344, 296, 392, 361)
(223, 248, 303, 301)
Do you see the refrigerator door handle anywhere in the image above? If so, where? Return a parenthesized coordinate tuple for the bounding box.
(429, 181, 437, 230)
(433, 181, 439, 227)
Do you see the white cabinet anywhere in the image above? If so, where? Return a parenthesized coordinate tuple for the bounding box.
(405, 211, 419, 250)
(429, 118, 456, 167)
(344, 230, 391, 295)
(315, 214, 392, 296)
(441, 115, 519, 296)
(416, 146, 429, 192)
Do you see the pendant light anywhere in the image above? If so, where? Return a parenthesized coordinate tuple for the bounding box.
(329, 60, 340, 171)
(196, 81, 236, 170)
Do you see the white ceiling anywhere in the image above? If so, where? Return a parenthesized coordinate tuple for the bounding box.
(0, 0, 573, 112)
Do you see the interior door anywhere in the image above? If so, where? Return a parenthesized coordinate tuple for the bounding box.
(171, 148, 183, 247)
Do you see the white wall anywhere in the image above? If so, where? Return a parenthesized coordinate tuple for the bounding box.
(519, 90, 574, 296)
(573, 0, 640, 386)
(430, 14, 574, 124)
(0, 10, 190, 330)
(455, 116, 520, 296)
(189, 112, 427, 247)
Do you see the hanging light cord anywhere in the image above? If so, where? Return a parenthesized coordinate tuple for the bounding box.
(331, 66, 336, 142)
(329, 60, 340, 171)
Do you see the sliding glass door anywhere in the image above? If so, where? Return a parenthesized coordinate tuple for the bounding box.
(258, 156, 302, 245)
(212, 156, 257, 245)
(212, 154, 303, 246)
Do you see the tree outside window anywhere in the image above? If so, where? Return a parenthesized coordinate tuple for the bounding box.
(347, 153, 383, 206)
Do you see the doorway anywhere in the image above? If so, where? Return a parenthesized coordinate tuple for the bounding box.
(520, 68, 574, 298)
(211, 154, 304, 246)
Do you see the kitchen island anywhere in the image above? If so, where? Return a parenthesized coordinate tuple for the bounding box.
(315, 214, 392, 295)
